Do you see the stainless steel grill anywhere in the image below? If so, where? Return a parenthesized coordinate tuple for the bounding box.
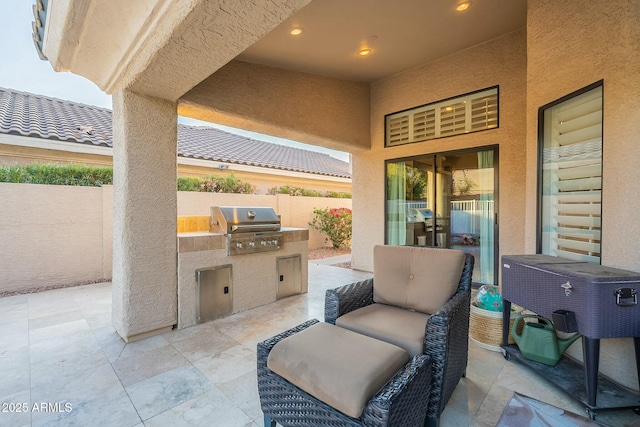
(210, 206, 283, 256)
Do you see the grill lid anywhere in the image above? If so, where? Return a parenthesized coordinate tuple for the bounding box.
(211, 206, 281, 234)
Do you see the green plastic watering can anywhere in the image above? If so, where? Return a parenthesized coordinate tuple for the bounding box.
(512, 314, 581, 366)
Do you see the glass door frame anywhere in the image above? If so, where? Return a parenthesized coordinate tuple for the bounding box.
(384, 145, 500, 286)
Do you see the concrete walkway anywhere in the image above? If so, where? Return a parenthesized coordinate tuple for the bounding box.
(309, 253, 351, 265)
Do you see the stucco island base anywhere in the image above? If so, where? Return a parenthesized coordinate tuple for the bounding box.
(177, 228, 309, 329)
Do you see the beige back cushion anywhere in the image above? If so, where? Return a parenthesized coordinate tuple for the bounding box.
(373, 245, 465, 314)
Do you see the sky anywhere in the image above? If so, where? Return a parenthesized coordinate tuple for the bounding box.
(0, 0, 350, 162)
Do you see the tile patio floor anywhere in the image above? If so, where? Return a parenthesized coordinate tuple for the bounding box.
(1, 261, 639, 426)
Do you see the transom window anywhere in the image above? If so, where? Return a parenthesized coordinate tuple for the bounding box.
(385, 87, 498, 147)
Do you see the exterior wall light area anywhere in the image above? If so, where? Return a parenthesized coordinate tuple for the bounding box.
(456, 1, 472, 12)
(358, 48, 372, 57)
(290, 27, 303, 36)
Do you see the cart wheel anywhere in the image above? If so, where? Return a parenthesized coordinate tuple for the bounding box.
(633, 407, 640, 416)
(586, 408, 596, 420)
(502, 349, 510, 361)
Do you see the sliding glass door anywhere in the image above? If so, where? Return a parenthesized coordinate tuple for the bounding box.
(385, 148, 497, 285)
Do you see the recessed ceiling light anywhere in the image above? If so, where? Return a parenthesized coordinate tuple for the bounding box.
(290, 27, 303, 36)
(456, 1, 472, 11)
(358, 48, 372, 57)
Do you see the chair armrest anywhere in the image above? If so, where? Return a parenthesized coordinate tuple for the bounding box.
(456, 253, 475, 293)
(424, 290, 471, 420)
(324, 278, 374, 324)
(362, 355, 432, 427)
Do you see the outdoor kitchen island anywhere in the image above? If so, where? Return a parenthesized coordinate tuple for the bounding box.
(176, 209, 309, 329)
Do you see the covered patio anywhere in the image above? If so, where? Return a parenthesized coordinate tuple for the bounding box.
(3, 262, 637, 426)
(17, 0, 640, 424)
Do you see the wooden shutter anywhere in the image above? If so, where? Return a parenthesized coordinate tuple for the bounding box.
(541, 86, 602, 263)
(387, 113, 410, 145)
(412, 107, 436, 141)
(470, 90, 498, 131)
(385, 87, 498, 146)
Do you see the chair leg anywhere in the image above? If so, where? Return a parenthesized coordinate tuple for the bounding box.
(424, 416, 439, 427)
(264, 415, 276, 427)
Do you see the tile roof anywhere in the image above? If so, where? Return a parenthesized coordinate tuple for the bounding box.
(0, 87, 351, 178)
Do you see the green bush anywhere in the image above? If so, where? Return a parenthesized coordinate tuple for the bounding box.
(0, 164, 257, 195)
(177, 173, 255, 194)
(199, 172, 256, 194)
(325, 191, 352, 199)
(308, 207, 352, 249)
(268, 185, 321, 197)
(215, 173, 256, 194)
(268, 185, 351, 199)
(0, 163, 113, 186)
(177, 176, 201, 192)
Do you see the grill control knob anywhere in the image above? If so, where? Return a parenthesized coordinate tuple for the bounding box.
(272, 239, 279, 245)
(248, 241, 255, 248)
(260, 240, 267, 246)
(235, 242, 243, 249)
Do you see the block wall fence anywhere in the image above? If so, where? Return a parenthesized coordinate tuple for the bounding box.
(0, 183, 351, 294)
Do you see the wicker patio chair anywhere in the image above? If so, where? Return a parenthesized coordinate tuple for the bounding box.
(257, 319, 433, 427)
(325, 246, 474, 427)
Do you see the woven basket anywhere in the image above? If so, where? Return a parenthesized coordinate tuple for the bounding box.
(470, 302, 523, 352)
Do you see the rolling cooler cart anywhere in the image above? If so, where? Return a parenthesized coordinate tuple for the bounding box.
(500, 254, 640, 420)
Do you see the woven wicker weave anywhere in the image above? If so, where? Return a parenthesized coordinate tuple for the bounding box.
(257, 319, 432, 427)
(325, 252, 474, 427)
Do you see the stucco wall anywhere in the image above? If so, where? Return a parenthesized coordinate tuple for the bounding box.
(0, 144, 113, 167)
(526, 0, 640, 391)
(180, 60, 371, 153)
(351, 30, 527, 272)
(0, 183, 109, 293)
(0, 183, 350, 294)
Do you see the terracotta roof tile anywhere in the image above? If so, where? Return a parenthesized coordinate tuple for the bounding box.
(0, 88, 351, 178)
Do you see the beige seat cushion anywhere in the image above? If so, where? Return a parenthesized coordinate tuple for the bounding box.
(336, 303, 429, 356)
(373, 245, 465, 314)
(267, 322, 409, 419)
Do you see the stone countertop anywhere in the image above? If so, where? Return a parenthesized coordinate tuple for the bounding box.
(177, 231, 223, 237)
(280, 227, 308, 232)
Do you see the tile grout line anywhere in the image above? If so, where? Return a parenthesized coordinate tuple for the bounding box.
(84, 290, 144, 427)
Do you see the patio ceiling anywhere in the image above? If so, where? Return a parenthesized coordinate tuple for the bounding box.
(178, 0, 526, 152)
(37, 0, 526, 151)
(39, 0, 526, 101)
(235, 0, 527, 82)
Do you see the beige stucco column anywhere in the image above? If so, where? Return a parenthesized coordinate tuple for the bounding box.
(111, 89, 178, 342)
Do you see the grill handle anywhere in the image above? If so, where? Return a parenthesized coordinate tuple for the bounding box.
(230, 224, 280, 233)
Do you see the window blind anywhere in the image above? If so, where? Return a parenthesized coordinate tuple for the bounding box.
(385, 87, 498, 146)
(541, 86, 603, 263)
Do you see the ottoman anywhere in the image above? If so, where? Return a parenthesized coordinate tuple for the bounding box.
(257, 319, 432, 427)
